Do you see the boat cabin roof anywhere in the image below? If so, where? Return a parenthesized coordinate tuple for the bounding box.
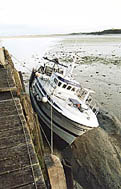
(49, 73, 81, 93)
(54, 73, 81, 88)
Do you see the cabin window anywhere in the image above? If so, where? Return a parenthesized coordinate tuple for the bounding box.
(50, 78, 57, 89)
(72, 87, 75, 91)
(62, 84, 67, 88)
(76, 89, 80, 93)
(54, 78, 58, 84)
(67, 86, 71, 90)
(58, 82, 62, 87)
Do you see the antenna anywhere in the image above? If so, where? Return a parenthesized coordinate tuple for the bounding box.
(43, 57, 68, 68)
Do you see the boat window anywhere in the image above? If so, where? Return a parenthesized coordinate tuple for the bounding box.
(67, 86, 71, 90)
(62, 84, 67, 88)
(58, 81, 62, 87)
(72, 87, 75, 91)
(54, 78, 58, 84)
(76, 89, 80, 93)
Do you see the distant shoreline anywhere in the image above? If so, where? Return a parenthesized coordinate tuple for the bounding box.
(0, 34, 68, 39)
(0, 29, 121, 39)
(70, 29, 121, 35)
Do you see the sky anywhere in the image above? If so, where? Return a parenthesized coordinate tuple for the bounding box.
(0, 0, 121, 35)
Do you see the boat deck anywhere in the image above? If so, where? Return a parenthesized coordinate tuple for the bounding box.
(0, 66, 46, 189)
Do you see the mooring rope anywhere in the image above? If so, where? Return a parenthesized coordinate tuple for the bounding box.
(11, 54, 32, 72)
(39, 121, 52, 151)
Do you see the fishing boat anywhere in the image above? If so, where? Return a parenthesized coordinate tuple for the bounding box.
(29, 56, 99, 144)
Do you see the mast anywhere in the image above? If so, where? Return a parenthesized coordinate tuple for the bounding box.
(64, 55, 76, 77)
(70, 56, 76, 75)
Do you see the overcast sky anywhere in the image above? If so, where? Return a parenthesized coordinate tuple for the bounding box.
(0, 0, 121, 35)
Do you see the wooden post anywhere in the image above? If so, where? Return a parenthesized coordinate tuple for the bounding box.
(0, 46, 5, 65)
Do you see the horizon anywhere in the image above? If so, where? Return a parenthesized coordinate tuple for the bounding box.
(0, 24, 115, 37)
(0, 27, 121, 37)
(0, 28, 121, 38)
(0, 0, 121, 36)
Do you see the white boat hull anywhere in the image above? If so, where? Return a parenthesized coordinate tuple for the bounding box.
(30, 87, 93, 144)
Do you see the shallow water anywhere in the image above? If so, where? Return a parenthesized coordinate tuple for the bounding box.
(1, 35, 121, 120)
(2, 37, 61, 71)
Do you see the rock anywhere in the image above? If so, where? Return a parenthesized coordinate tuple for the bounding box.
(61, 112, 121, 189)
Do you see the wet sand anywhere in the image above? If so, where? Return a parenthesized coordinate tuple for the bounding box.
(44, 35, 121, 121)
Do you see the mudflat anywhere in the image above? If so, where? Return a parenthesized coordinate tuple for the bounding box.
(45, 35, 121, 121)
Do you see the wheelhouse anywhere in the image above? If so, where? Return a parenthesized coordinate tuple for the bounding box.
(49, 73, 81, 93)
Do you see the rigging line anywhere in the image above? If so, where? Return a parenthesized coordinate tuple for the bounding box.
(11, 54, 32, 72)
(6, 68, 38, 189)
(39, 123, 52, 151)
